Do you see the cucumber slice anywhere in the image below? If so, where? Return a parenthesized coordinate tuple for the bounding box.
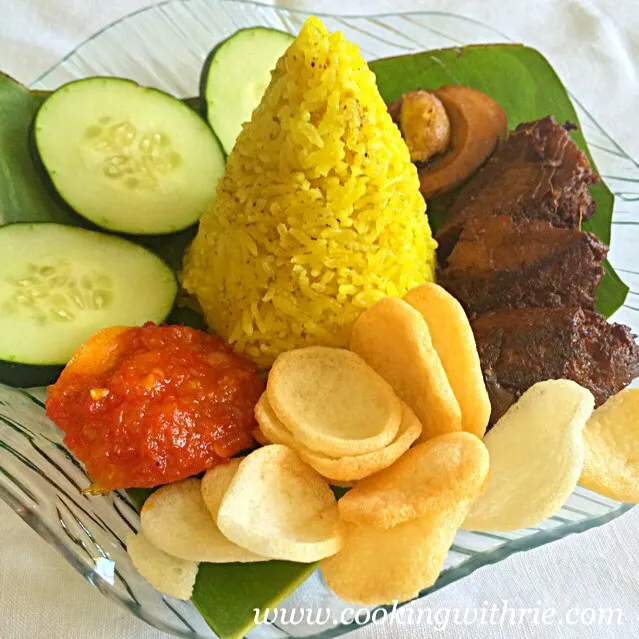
(0, 223, 177, 386)
(33, 78, 225, 235)
(200, 27, 294, 154)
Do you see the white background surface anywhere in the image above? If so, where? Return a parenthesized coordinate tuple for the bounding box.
(1, 1, 638, 638)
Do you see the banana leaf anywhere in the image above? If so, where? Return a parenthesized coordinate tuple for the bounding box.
(0, 42, 629, 639)
(0, 74, 84, 227)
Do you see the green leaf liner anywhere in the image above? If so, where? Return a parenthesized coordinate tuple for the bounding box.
(193, 562, 316, 639)
(597, 259, 630, 318)
(0, 42, 630, 639)
(0, 74, 86, 227)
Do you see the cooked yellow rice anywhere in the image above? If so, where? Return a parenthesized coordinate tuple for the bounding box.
(183, 16, 437, 367)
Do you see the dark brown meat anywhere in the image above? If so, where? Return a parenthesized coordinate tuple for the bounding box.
(472, 307, 639, 423)
(436, 116, 597, 259)
(439, 216, 607, 315)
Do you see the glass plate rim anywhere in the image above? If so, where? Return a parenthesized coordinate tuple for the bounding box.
(27, 0, 521, 86)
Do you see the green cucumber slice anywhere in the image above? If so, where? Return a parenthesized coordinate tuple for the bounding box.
(0, 223, 177, 385)
(33, 78, 225, 235)
(200, 27, 294, 154)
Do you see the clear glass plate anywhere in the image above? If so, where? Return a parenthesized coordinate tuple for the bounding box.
(1, 1, 637, 637)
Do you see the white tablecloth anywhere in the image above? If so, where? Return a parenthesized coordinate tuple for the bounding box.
(1, 1, 638, 638)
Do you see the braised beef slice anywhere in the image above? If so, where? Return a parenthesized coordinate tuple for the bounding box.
(436, 116, 597, 259)
(439, 216, 607, 315)
(472, 307, 639, 423)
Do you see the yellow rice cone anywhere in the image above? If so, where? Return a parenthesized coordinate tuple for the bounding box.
(183, 16, 437, 367)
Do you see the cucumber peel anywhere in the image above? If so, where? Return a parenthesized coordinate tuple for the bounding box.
(200, 27, 294, 154)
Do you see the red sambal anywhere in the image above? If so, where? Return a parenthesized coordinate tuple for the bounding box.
(46, 323, 264, 490)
